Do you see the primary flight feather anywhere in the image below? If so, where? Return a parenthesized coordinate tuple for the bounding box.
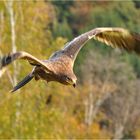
(0, 27, 140, 92)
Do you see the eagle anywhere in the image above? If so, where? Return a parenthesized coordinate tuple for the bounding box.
(0, 27, 140, 92)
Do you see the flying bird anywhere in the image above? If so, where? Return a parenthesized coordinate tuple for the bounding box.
(0, 27, 140, 92)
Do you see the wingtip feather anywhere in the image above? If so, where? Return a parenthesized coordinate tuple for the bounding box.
(10, 88, 17, 93)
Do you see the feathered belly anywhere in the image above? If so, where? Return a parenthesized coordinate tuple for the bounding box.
(34, 67, 64, 84)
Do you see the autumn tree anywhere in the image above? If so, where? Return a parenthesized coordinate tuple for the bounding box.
(80, 48, 140, 138)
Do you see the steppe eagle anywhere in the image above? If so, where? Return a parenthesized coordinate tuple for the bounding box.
(0, 27, 140, 92)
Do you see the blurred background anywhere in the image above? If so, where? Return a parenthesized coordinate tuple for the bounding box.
(0, 0, 140, 139)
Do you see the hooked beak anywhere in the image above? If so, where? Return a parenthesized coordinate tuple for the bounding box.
(73, 83, 76, 88)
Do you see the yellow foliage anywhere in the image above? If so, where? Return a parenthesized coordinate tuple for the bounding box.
(135, 129, 140, 139)
(0, 1, 140, 139)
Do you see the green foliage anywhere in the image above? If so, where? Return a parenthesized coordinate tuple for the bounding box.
(51, 0, 74, 21)
(52, 18, 73, 39)
(71, 1, 140, 76)
(128, 54, 140, 77)
(133, 0, 140, 8)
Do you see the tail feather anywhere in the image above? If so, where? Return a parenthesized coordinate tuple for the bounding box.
(11, 74, 34, 93)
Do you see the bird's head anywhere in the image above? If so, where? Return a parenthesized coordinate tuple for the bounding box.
(64, 75, 77, 88)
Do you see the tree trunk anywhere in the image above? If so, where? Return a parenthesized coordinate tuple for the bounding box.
(113, 124, 124, 140)
(5, 1, 18, 86)
(5, 1, 21, 137)
(0, 10, 6, 78)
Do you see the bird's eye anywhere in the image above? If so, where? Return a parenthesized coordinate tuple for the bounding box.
(66, 76, 71, 81)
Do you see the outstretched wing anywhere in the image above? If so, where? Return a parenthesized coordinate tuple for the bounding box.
(0, 51, 53, 73)
(62, 27, 140, 61)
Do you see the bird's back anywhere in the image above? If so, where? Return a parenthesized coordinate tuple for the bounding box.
(48, 54, 74, 75)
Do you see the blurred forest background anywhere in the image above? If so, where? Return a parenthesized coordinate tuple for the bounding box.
(0, 0, 140, 139)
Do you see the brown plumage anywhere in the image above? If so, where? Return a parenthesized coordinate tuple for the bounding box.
(0, 27, 140, 92)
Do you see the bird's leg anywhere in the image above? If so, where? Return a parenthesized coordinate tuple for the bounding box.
(34, 75, 40, 81)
